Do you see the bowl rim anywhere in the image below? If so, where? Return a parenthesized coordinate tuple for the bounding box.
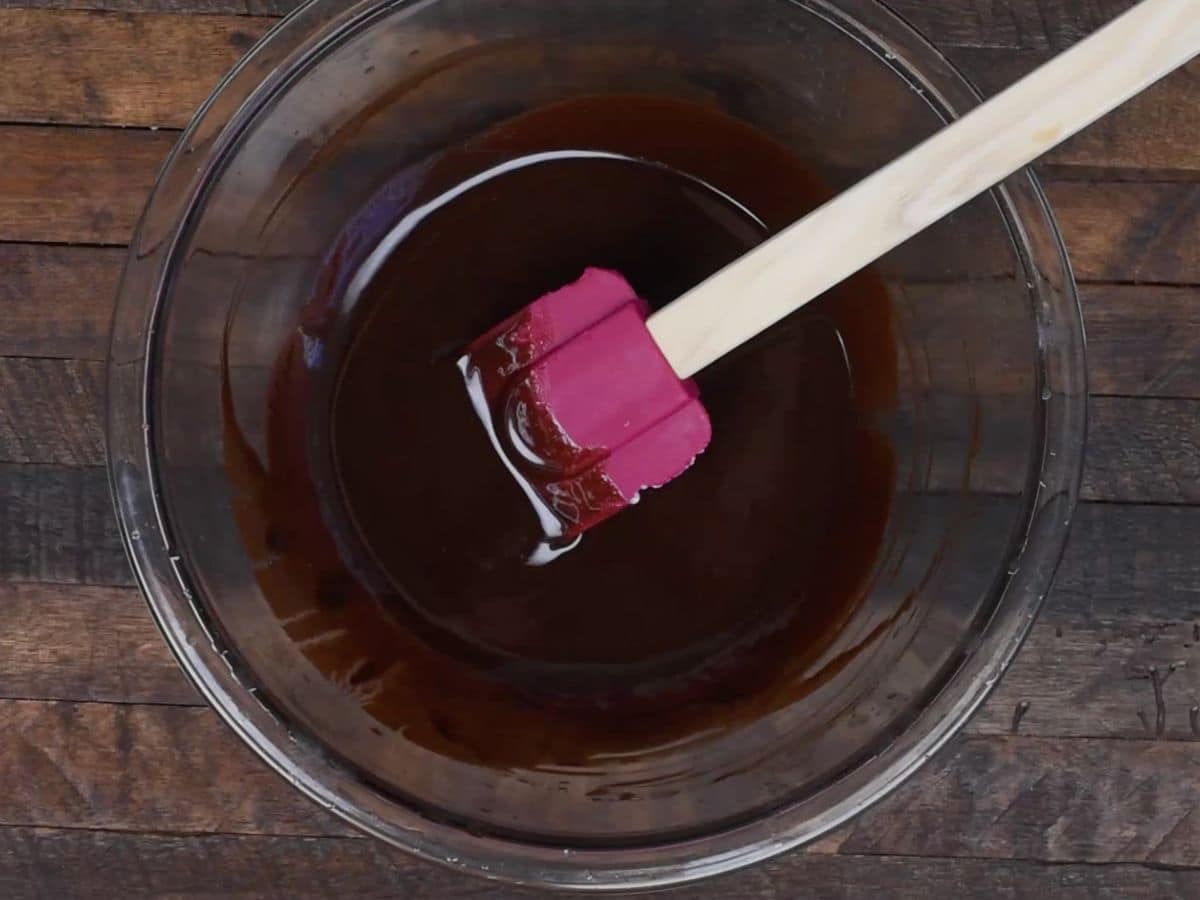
(106, 0, 1088, 890)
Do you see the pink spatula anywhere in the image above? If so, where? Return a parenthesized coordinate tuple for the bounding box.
(460, 0, 1200, 554)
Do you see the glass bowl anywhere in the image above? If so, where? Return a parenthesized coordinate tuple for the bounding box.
(107, 0, 1087, 890)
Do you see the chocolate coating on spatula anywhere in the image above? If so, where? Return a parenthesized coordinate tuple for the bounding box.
(461, 268, 711, 554)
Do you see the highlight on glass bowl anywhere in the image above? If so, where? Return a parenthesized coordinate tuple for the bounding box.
(108, 0, 1086, 890)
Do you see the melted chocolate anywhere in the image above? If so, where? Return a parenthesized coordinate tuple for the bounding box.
(227, 95, 898, 771)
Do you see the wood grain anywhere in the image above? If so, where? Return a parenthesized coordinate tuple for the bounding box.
(0, 0, 292, 15)
(0, 829, 1191, 900)
(7, 130, 1200, 278)
(4, 254, 1200, 405)
(52, 463, 1200, 598)
(0, 359, 103, 466)
(973, 614, 1200, 740)
(0, 0, 1135, 51)
(1085, 397, 1200, 504)
(1048, 180, 1200, 284)
(891, 0, 1141, 51)
(5, 129, 1200, 275)
(0, 10, 270, 127)
(729, 853, 1199, 899)
(4, 693, 1200, 865)
(5, 500, 1200, 745)
(4, 576, 1200, 747)
(1057, 504, 1200, 623)
(0, 244, 122, 360)
(0, 466, 130, 585)
(5, 252, 1200, 403)
(6, 354, 1198, 499)
(1085, 284, 1200, 397)
(823, 734, 1200, 868)
(0, 0, 1139, 41)
(0, 829, 431, 900)
(0, 349, 1190, 593)
(0, 699, 351, 836)
(0, 583, 194, 706)
(0, 126, 172, 245)
(0, 1, 1151, 54)
(0, 10, 1197, 181)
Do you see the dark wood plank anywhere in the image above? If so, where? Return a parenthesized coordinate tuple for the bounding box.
(888, 0, 1049, 51)
(890, 0, 1139, 51)
(0, 10, 270, 127)
(0, 244, 122, 360)
(1048, 180, 1200, 285)
(1086, 284, 1200, 397)
(822, 734, 1200, 868)
(745, 853, 1200, 899)
(0, 829, 427, 900)
(0, 0, 290, 14)
(3, 125, 1200, 272)
(7, 354, 1196, 496)
(0, 583, 195, 706)
(968, 503, 1200, 738)
(1, 545, 1198, 746)
(0, 0, 1126, 46)
(1085, 397, 1200, 504)
(0, 0, 1144, 47)
(0, 828, 1194, 900)
(887, 178, 1200, 280)
(4, 391, 1200, 736)
(0, 520, 1193, 745)
(0, 13, 1197, 180)
(0, 359, 104, 466)
(0, 505, 1195, 848)
(0, 465, 130, 585)
(1012, 1, 1140, 51)
(4, 692, 1200, 863)
(883, 347, 1199, 498)
(4, 499, 1200, 739)
(3, 158, 1196, 288)
(2, 574, 1194, 746)
(0, 699, 351, 836)
(0, 126, 172, 245)
(0, 540, 1188, 743)
(5, 251, 1200, 403)
(1056, 504, 1200, 623)
(3, 260, 1198, 413)
(972, 616, 1200, 740)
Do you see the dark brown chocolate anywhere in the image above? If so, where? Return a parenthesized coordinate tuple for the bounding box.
(226, 95, 898, 770)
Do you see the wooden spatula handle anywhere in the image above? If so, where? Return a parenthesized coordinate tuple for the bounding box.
(647, 0, 1200, 379)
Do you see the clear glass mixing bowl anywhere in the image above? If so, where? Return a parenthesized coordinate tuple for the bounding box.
(108, 0, 1087, 889)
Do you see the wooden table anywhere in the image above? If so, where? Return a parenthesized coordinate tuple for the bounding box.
(2, 0, 1199, 895)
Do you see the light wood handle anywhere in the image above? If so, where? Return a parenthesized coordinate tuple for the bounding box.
(647, 0, 1200, 379)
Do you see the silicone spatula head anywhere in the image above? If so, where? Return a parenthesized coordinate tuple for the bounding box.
(459, 268, 711, 558)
